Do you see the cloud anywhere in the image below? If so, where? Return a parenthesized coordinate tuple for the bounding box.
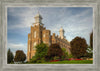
(8, 43, 26, 48)
(7, 7, 93, 56)
(7, 43, 27, 55)
(7, 7, 39, 29)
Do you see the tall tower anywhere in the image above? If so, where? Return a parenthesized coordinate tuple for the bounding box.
(27, 13, 45, 61)
(59, 27, 65, 39)
(33, 12, 44, 26)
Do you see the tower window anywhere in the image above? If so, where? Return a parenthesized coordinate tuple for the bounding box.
(34, 31, 36, 38)
(33, 42, 37, 50)
(43, 34, 45, 37)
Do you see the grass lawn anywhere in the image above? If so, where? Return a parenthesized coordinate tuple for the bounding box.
(27, 60, 93, 64)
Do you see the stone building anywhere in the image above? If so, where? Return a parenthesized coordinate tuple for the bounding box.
(27, 13, 71, 61)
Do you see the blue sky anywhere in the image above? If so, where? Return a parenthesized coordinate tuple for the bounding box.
(7, 7, 93, 56)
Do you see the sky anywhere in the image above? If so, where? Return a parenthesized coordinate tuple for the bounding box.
(7, 7, 93, 56)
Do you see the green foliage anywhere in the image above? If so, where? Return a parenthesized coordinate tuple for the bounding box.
(7, 48, 14, 63)
(37, 58, 45, 63)
(41, 60, 93, 64)
(35, 43, 48, 59)
(68, 54, 73, 58)
(70, 37, 88, 58)
(54, 56, 60, 60)
(85, 46, 93, 58)
(85, 32, 93, 58)
(47, 43, 63, 60)
(62, 48, 66, 52)
(14, 50, 26, 62)
(29, 56, 38, 63)
(29, 56, 46, 63)
(87, 46, 93, 53)
(61, 48, 68, 60)
(27, 60, 93, 64)
(30, 43, 48, 63)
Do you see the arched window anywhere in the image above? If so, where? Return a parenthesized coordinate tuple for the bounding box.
(43, 34, 45, 37)
(33, 42, 37, 50)
(34, 31, 36, 38)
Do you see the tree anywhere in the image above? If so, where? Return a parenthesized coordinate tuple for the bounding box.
(61, 48, 68, 59)
(61, 48, 73, 59)
(70, 37, 88, 58)
(47, 43, 63, 60)
(14, 50, 26, 63)
(90, 32, 93, 49)
(85, 46, 93, 58)
(7, 48, 14, 63)
(85, 32, 93, 58)
(35, 43, 48, 59)
(30, 43, 48, 63)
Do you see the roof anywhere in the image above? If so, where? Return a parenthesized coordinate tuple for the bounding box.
(34, 13, 42, 19)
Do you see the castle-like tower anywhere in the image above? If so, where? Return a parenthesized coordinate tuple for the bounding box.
(27, 13, 71, 61)
(59, 27, 65, 39)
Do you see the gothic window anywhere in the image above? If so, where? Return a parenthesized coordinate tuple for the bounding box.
(33, 42, 37, 50)
(43, 34, 45, 37)
(34, 31, 36, 38)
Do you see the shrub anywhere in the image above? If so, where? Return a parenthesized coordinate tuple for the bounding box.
(68, 54, 73, 59)
(29, 57, 37, 63)
(54, 56, 60, 60)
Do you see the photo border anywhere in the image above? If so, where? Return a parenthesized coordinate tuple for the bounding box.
(0, 0, 99, 71)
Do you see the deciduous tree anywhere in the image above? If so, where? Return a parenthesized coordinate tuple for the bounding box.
(70, 37, 88, 58)
(47, 43, 63, 60)
(30, 43, 48, 63)
(14, 50, 26, 62)
(35, 43, 48, 59)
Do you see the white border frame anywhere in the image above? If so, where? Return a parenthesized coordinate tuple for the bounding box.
(0, 0, 99, 71)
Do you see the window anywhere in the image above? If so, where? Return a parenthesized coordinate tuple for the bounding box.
(43, 34, 45, 37)
(34, 31, 36, 38)
(33, 42, 37, 50)
(34, 42, 37, 46)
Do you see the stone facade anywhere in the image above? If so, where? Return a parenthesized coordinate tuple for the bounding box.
(27, 13, 71, 61)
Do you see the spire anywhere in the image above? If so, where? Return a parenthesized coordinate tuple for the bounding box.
(59, 27, 65, 39)
(35, 11, 42, 19)
(60, 26, 64, 32)
(34, 12, 43, 26)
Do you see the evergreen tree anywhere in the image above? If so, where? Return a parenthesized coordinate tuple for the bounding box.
(90, 32, 93, 49)
(7, 48, 14, 63)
